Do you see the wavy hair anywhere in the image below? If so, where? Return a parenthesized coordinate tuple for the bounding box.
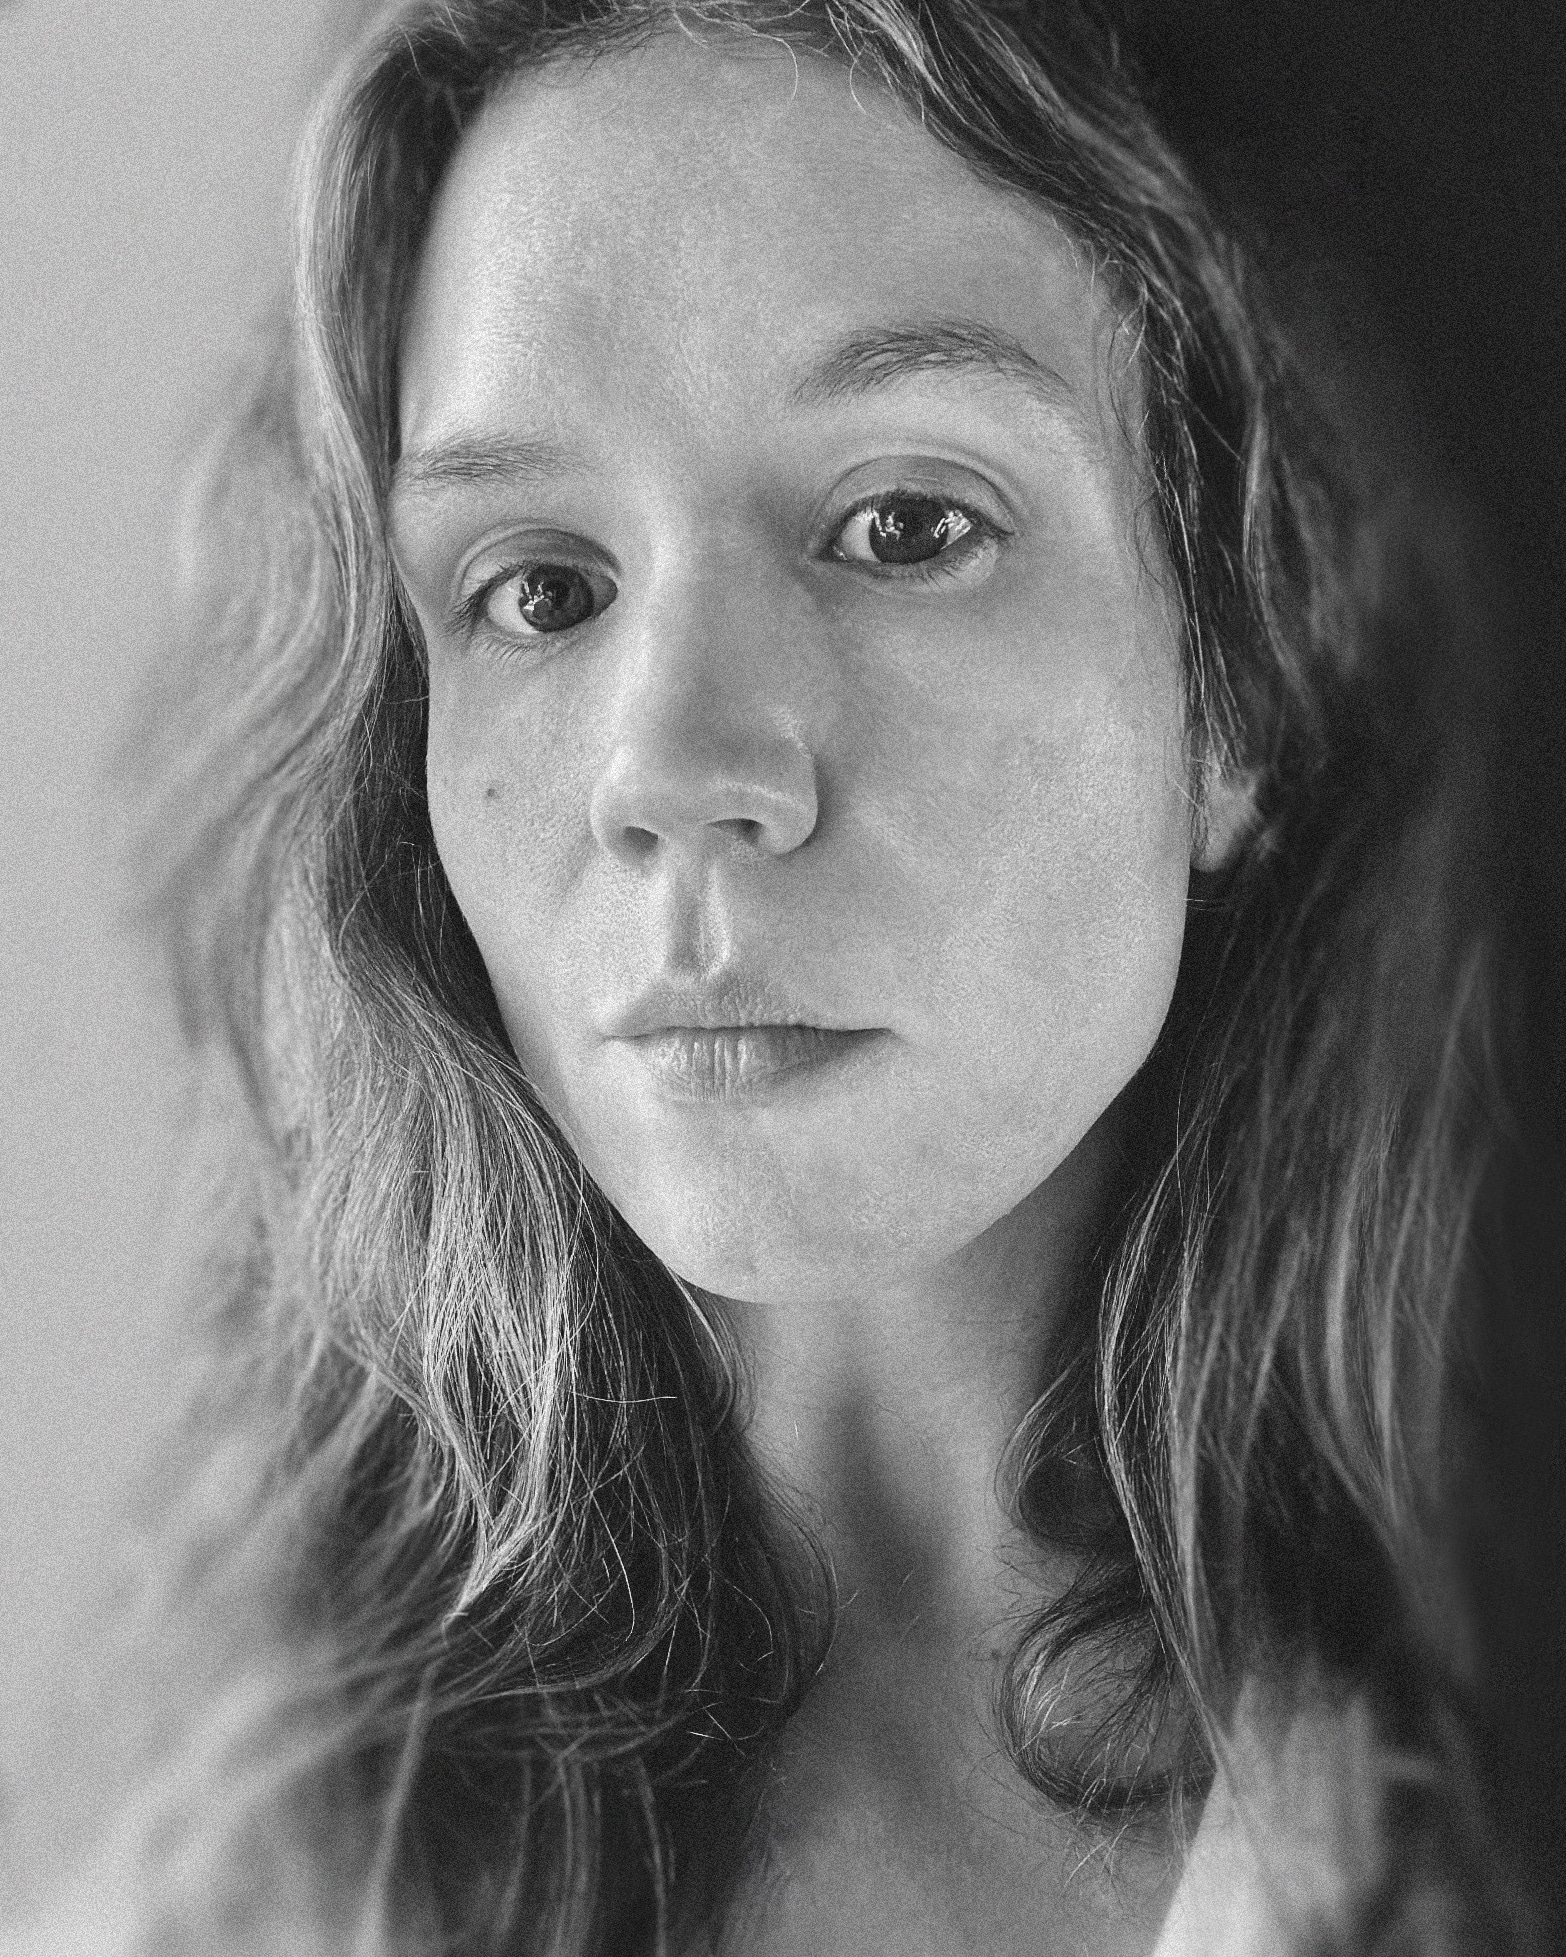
(123, 0, 1515, 1950)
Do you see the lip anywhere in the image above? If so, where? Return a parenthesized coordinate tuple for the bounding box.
(624, 1024, 883, 1098)
(604, 971, 861, 1040)
(602, 971, 884, 1098)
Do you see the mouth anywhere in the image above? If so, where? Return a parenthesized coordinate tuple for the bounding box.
(620, 1024, 884, 1098)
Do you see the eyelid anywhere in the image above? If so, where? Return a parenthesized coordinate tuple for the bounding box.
(453, 525, 615, 593)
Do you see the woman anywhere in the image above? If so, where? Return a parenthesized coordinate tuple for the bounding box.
(84, 0, 1517, 1950)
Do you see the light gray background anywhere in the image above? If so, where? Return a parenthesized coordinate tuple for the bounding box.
(0, 0, 348, 1906)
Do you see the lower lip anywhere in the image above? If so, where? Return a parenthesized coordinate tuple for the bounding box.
(623, 1025, 883, 1098)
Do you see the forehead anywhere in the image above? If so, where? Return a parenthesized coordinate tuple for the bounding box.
(398, 31, 1127, 462)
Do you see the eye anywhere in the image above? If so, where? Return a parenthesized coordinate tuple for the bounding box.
(831, 492, 981, 569)
(467, 562, 618, 639)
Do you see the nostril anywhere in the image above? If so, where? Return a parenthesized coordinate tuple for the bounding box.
(590, 740, 818, 862)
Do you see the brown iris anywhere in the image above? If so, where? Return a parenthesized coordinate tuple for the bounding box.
(512, 565, 598, 633)
(863, 496, 972, 565)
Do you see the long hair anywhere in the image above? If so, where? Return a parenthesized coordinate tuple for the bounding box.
(124, 0, 1514, 1949)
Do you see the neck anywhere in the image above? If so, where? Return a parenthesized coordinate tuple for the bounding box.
(724, 1121, 1115, 1646)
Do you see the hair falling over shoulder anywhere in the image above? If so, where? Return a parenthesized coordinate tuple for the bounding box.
(115, 0, 1524, 1950)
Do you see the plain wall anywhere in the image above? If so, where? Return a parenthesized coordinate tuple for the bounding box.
(0, 0, 340, 1907)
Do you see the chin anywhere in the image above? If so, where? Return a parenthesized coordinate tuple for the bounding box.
(603, 1144, 1035, 1309)
(603, 1164, 893, 1307)
(627, 1211, 853, 1309)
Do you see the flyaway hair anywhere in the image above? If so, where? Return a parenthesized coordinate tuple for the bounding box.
(114, 0, 1522, 1951)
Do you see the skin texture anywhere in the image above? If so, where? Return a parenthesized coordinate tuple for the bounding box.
(393, 33, 1246, 1954)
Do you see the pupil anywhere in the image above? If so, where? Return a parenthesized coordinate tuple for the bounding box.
(518, 566, 594, 632)
(868, 499, 953, 566)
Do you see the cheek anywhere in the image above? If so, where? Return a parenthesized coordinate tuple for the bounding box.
(845, 618, 1190, 1221)
(849, 584, 1193, 1061)
(1022, 727, 1188, 1067)
(423, 672, 589, 1075)
(910, 689, 1191, 1169)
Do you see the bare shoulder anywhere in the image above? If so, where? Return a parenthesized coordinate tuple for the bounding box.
(1152, 1771, 1288, 1957)
(1154, 1689, 1393, 1957)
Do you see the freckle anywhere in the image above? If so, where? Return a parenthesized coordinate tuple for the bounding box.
(484, 782, 503, 803)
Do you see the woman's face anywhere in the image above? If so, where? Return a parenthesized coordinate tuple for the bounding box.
(393, 34, 1198, 1306)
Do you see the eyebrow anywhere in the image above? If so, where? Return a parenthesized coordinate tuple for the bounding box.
(786, 320, 1074, 414)
(392, 319, 1075, 501)
(393, 433, 575, 500)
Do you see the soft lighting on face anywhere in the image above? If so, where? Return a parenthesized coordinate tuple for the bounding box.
(394, 34, 1196, 1306)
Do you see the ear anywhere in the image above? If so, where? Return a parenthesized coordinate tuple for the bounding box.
(1191, 752, 1257, 874)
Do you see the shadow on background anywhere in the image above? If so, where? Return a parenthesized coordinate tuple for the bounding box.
(1126, 1, 1566, 1940)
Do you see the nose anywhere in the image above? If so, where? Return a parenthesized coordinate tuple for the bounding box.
(588, 590, 819, 865)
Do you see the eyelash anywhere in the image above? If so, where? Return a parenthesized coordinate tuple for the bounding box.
(450, 489, 1007, 643)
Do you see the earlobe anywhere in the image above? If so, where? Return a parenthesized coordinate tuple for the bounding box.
(1192, 756, 1258, 874)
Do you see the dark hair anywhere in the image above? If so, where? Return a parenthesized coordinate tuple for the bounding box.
(135, 0, 1516, 1950)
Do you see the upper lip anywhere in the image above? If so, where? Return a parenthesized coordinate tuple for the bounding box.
(604, 971, 857, 1039)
